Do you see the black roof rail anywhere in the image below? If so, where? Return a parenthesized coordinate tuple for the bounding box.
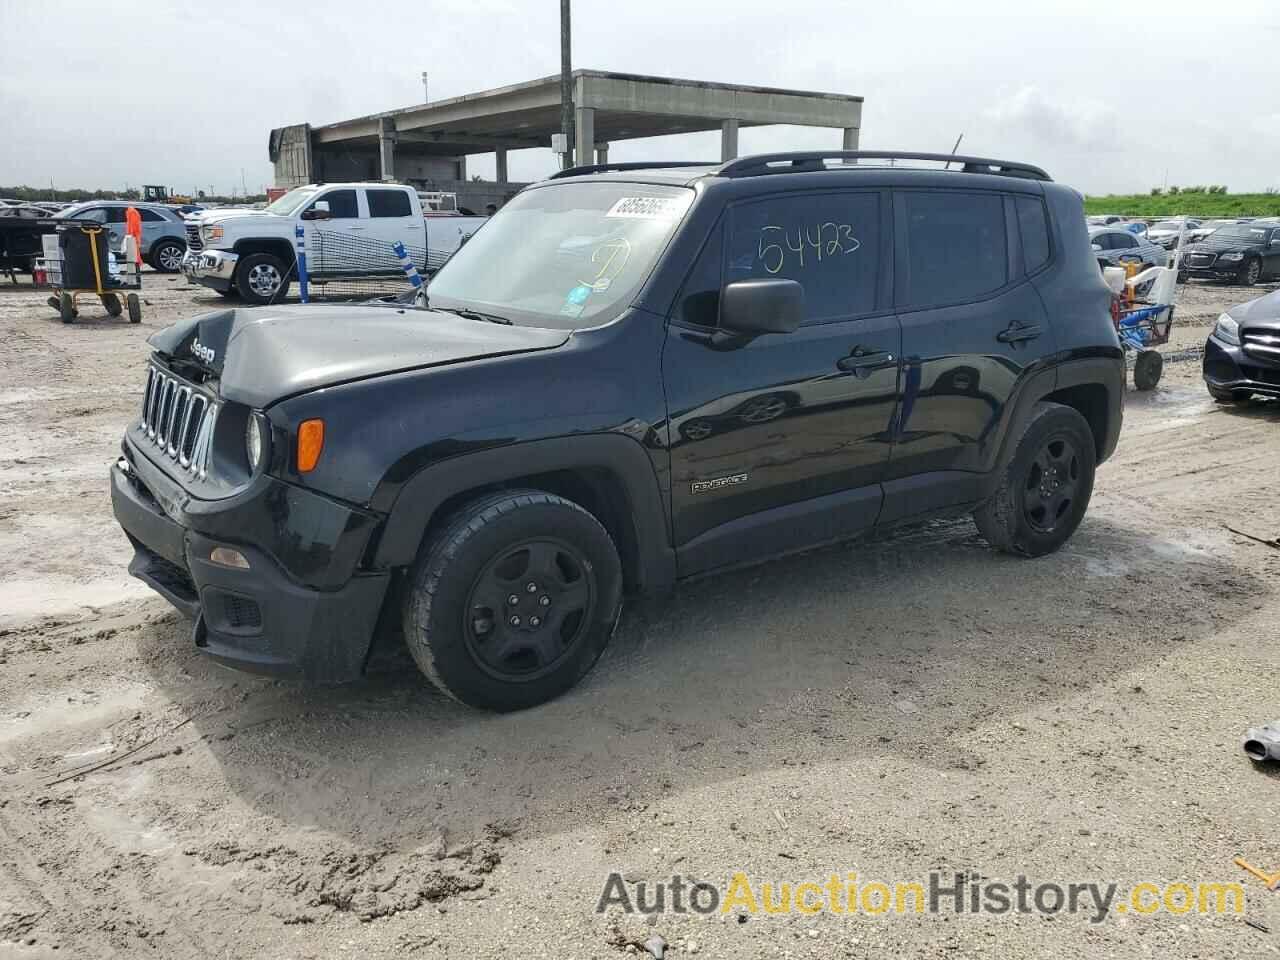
(548, 161, 712, 180)
(715, 151, 1051, 182)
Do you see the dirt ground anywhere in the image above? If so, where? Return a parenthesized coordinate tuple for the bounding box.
(1, 272, 1279, 960)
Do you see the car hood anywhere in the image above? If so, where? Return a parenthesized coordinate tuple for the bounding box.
(148, 305, 570, 408)
(188, 208, 269, 226)
(1186, 234, 1266, 254)
(1227, 289, 1280, 331)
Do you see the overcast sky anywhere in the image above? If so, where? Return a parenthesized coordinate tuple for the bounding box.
(2, 0, 1277, 196)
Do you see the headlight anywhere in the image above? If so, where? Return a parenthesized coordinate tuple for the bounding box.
(1219, 251, 1244, 261)
(1214, 313, 1240, 345)
(245, 414, 265, 472)
(202, 225, 223, 241)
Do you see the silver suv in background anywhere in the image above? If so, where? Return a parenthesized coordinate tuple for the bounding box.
(56, 201, 188, 272)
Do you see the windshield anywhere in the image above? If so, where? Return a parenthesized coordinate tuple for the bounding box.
(426, 181, 694, 329)
(264, 186, 318, 216)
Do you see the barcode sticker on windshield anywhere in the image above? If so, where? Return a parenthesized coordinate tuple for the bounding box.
(606, 196, 687, 220)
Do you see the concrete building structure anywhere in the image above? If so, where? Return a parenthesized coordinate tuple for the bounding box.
(269, 70, 863, 211)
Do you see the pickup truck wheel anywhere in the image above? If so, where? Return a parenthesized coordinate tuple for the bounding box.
(150, 240, 184, 273)
(235, 253, 290, 305)
(402, 489, 623, 712)
(974, 402, 1096, 558)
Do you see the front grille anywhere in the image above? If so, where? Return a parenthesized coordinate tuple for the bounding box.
(185, 223, 203, 252)
(138, 364, 217, 476)
(1243, 331, 1280, 364)
(1188, 253, 1216, 268)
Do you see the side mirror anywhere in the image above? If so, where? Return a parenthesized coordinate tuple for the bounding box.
(1090, 243, 1102, 252)
(719, 278, 804, 335)
(302, 200, 331, 221)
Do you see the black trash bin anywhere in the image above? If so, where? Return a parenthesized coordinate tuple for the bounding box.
(58, 221, 112, 289)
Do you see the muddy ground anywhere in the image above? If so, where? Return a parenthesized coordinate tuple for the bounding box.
(1, 273, 1279, 959)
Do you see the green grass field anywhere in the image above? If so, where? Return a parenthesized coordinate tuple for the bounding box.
(1084, 194, 1280, 218)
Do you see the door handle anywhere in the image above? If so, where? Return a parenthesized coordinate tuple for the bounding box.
(997, 323, 1042, 344)
(837, 348, 895, 375)
(347, 226, 366, 231)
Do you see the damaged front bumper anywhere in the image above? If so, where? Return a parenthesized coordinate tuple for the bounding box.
(1203, 333, 1280, 399)
(181, 248, 238, 292)
(110, 437, 390, 683)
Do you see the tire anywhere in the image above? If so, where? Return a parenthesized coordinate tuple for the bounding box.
(1208, 385, 1251, 404)
(101, 293, 122, 317)
(126, 293, 142, 324)
(234, 253, 290, 306)
(974, 402, 1096, 558)
(1238, 258, 1261, 287)
(402, 489, 623, 712)
(1132, 350, 1163, 391)
(150, 239, 185, 273)
(59, 291, 76, 324)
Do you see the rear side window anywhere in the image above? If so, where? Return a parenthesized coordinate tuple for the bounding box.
(901, 191, 1007, 308)
(367, 189, 412, 218)
(725, 192, 880, 322)
(315, 189, 358, 219)
(139, 208, 166, 222)
(1015, 196, 1051, 274)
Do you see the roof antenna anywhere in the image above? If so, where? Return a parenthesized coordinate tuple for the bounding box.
(944, 133, 964, 169)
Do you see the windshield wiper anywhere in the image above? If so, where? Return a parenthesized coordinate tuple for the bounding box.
(435, 306, 512, 325)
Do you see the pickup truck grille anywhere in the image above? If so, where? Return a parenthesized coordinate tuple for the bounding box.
(1243, 331, 1280, 364)
(185, 223, 203, 252)
(138, 365, 217, 476)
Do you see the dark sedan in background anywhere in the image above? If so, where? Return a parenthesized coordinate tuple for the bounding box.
(1204, 289, 1280, 401)
(1182, 223, 1280, 286)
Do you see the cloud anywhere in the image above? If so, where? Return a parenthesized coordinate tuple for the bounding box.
(981, 86, 1123, 154)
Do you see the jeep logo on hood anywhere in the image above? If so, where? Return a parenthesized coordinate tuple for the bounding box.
(191, 338, 216, 365)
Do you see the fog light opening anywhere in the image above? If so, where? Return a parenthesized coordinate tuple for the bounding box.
(209, 546, 250, 570)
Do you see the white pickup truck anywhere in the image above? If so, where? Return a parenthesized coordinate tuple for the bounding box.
(181, 183, 487, 304)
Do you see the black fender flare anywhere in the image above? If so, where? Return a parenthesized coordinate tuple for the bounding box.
(991, 354, 1124, 477)
(372, 434, 676, 593)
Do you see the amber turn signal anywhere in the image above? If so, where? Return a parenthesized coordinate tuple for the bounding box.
(296, 419, 325, 473)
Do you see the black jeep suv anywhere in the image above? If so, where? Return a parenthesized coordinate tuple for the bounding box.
(110, 151, 1124, 711)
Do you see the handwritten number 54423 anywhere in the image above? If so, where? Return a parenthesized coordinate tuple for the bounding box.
(758, 223, 861, 274)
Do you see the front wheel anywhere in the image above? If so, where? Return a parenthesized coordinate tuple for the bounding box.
(402, 490, 623, 712)
(234, 253, 291, 305)
(975, 402, 1097, 557)
(1133, 350, 1163, 391)
(1238, 259, 1261, 287)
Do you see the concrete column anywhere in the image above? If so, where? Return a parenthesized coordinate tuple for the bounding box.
(495, 148, 508, 183)
(574, 106, 595, 172)
(378, 117, 396, 182)
(595, 142, 609, 165)
(720, 119, 740, 162)
(842, 127, 859, 151)
(457, 156, 467, 181)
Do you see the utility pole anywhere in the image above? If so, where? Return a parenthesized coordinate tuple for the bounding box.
(559, 0, 573, 169)
(421, 71, 429, 103)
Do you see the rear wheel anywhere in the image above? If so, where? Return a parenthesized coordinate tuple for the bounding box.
(975, 402, 1096, 557)
(59, 291, 76, 323)
(1133, 350, 1163, 391)
(150, 240, 185, 273)
(126, 293, 142, 324)
(100, 293, 122, 317)
(402, 490, 623, 712)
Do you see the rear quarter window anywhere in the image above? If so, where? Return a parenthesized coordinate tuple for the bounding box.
(1015, 195, 1051, 274)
